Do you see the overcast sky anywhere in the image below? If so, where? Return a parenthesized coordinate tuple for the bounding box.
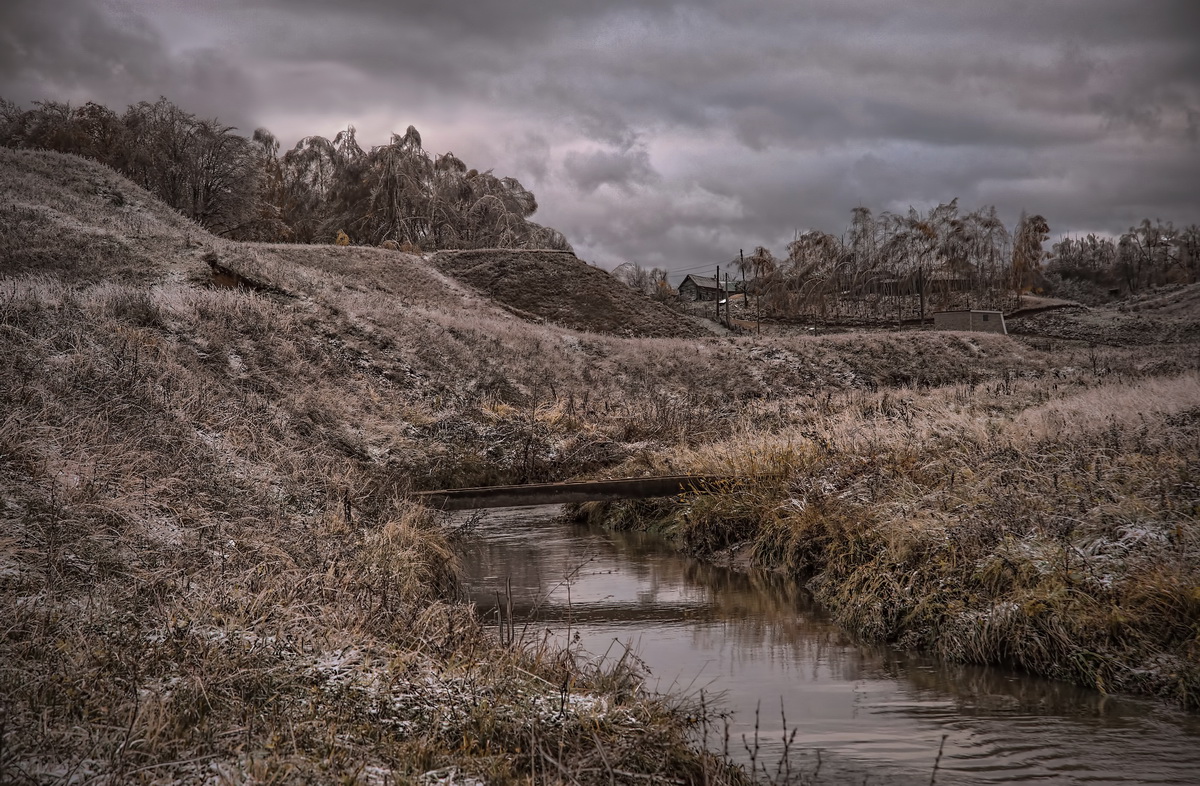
(3, 0, 1198, 274)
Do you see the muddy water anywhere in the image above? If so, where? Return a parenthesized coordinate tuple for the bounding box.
(454, 506, 1200, 785)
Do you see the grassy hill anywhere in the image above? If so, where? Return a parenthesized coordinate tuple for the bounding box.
(431, 248, 707, 338)
(1, 147, 749, 784)
(1009, 283, 1200, 345)
(4, 146, 1198, 781)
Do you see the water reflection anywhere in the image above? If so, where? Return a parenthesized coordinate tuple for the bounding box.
(456, 506, 1200, 784)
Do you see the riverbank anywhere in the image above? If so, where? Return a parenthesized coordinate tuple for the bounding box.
(0, 291, 743, 783)
(5, 147, 1198, 781)
(467, 504, 1200, 784)
(0, 151, 751, 783)
(0, 289, 747, 785)
(575, 371, 1200, 710)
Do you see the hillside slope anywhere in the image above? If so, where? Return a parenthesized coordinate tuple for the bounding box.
(1, 147, 205, 282)
(0, 146, 703, 339)
(8, 147, 1193, 779)
(1009, 283, 1200, 345)
(4, 147, 1181, 496)
(432, 248, 706, 338)
(1, 148, 749, 783)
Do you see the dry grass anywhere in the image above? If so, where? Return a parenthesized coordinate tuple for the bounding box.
(0, 150, 754, 783)
(7, 146, 1196, 783)
(584, 372, 1200, 708)
(1009, 292, 1200, 345)
(0, 269, 745, 785)
(431, 249, 707, 339)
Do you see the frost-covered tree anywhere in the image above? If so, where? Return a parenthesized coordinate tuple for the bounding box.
(1011, 212, 1050, 295)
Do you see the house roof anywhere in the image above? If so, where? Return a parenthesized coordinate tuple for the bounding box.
(926, 269, 971, 281)
(681, 274, 738, 291)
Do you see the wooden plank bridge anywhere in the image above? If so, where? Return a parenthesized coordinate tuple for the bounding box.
(414, 475, 723, 511)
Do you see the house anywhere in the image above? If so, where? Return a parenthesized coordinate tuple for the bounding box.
(853, 270, 904, 296)
(678, 274, 741, 302)
(925, 268, 973, 293)
(932, 310, 1007, 334)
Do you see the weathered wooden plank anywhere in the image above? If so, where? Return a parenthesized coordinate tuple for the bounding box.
(414, 475, 723, 511)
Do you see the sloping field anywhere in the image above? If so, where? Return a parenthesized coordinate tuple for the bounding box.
(0, 147, 203, 282)
(432, 248, 707, 338)
(1009, 283, 1200, 345)
(1121, 282, 1200, 318)
(9, 147, 1190, 780)
(0, 148, 749, 783)
(3, 149, 1179, 493)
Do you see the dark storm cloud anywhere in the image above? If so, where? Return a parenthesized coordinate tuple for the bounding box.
(0, 0, 257, 130)
(563, 146, 658, 194)
(3, 0, 1198, 270)
(0, 0, 163, 92)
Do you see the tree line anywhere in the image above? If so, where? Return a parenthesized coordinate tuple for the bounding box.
(667, 199, 1197, 323)
(1047, 220, 1200, 300)
(0, 97, 571, 252)
(723, 201, 1047, 321)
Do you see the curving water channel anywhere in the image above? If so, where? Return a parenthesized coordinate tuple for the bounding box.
(454, 505, 1200, 784)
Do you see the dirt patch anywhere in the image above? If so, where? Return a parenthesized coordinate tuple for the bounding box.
(1117, 283, 1200, 318)
(432, 248, 706, 338)
(1009, 301, 1200, 345)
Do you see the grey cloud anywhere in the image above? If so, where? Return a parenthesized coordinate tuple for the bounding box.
(212, 0, 712, 44)
(505, 132, 552, 185)
(0, 0, 258, 130)
(548, 181, 747, 272)
(0, 0, 163, 92)
(562, 146, 658, 194)
(4, 0, 1198, 274)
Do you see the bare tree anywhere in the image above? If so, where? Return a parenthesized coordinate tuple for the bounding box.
(0, 98, 578, 253)
(1011, 212, 1050, 297)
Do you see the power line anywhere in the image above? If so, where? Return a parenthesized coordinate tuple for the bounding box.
(666, 258, 744, 274)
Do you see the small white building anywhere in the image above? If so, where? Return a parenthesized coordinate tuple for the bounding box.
(932, 310, 1007, 334)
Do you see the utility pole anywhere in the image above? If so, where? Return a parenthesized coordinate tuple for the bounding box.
(737, 249, 745, 333)
(724, 271, 730, 326)
(716, 264, 721, 324)
(918, 265, 925, 326)
(740, 248, 759, 335)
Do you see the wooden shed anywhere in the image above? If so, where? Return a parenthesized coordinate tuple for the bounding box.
(932, 310, 1007, 334)
(679, 274, 739, 302)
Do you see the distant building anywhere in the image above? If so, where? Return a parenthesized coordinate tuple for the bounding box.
(679, 274, 741, 302)
(933, 310, 1007, 334)
(925, 268, 973, 293)
(848, 269, 912, 296)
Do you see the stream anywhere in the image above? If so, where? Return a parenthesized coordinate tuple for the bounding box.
(454, 505, 1200, 784)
